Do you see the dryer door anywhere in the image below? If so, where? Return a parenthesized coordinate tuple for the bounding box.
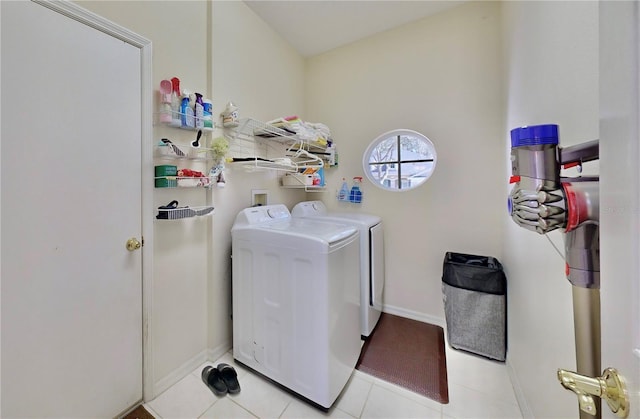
(370, 223, 385, 310)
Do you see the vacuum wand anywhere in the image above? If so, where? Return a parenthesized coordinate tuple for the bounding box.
(508, 124, 601, 419)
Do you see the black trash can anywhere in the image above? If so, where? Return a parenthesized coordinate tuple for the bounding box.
(442, 252, 507, 361)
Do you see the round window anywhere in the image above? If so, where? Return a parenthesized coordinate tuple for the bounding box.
(362, 129, 437, 191)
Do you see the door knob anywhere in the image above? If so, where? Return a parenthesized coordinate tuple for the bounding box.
(126, 237, 142, 251)
(558, 367, 629, 418)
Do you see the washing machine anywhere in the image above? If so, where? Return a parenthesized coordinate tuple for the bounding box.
(291, 200, 384, 338)
(231, 204, 361, 410)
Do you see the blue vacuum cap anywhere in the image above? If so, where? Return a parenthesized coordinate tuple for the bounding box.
(511, 124, 559, 147)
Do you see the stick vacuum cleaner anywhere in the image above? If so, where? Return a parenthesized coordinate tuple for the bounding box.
(508, 124, 629, 418)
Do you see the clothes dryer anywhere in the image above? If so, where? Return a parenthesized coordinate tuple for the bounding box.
(231, 204, 361, 409)
(291, 201, 384, 338)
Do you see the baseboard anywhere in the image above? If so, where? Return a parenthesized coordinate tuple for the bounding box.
(207, 340, 232, 364)
(506, 359, 532, 418)
(382, 304, 445, 328)
(152, 341, 232, 399)
(153, 348, 209, 397)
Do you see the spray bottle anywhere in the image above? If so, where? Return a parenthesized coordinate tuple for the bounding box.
(349, 176, 363, 203)
(170, 77, 181, 127)
(338, 178, 348, 201)
(180, 92, 194, 128)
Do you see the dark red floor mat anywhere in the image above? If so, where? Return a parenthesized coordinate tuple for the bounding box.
(356, 313, 449, 403)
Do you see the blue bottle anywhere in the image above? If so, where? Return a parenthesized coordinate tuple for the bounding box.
(180, 95, 190, 127)
(180, 94, 195, 128)
(338, 178, 348, 201)
(349, 177, 362, 203)
(317, 167, 325, 187)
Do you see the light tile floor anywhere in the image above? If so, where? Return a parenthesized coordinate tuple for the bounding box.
(144, 343, 523, 419)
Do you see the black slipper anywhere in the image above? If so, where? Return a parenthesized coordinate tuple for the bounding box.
(201, 366, 227, 396)
(217, 363, 241, 394)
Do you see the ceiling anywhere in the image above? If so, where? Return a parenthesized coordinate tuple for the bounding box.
(243, 1, 466, 57)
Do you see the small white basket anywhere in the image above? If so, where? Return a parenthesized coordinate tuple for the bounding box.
(282, 173, 313, 186)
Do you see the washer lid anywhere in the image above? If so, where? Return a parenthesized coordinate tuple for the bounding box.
(292, 201, 381, 228)
(321, 212, 382, 227)
(254, 218, 357, 244)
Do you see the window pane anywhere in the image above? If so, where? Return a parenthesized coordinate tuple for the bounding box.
(368, 162, 386, 183)
(400, 162, 434, 188)
(400, 135, 434, 160)
(376, 163, 397, 188)
(368, 137, 397, 164)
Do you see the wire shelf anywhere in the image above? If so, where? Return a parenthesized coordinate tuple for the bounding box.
(230, 118, 300, 144)
(155, 146, 217, 162)
(154, 176, 212, 188)
(225, 118, 330, 173)
(154, 112, 217, 132)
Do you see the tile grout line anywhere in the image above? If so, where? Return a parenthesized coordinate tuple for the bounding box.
(357, 379, 375, 418)
(277, 399, 294, 419)
(227, 396, 260, 418)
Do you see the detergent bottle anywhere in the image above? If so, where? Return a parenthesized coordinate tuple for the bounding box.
(349, 177, 363, 203)
(338, 178, 349, 201)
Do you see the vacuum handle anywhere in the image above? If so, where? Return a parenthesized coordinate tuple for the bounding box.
(560, 140, 599, 166)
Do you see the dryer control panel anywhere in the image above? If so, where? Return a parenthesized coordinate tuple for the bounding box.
(234, 204, 291, 226)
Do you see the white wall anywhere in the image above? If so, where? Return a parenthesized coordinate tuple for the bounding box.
(501, 2, 599, 417)
(209, 0, 307, 350)
(305, 1, 505, 322)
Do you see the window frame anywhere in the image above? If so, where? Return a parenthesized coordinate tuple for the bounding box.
(362, 129, 437, 192)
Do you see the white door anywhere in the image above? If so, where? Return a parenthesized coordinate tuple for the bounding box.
(599, 1, 640, 417)
(1, 1, 145, 417)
